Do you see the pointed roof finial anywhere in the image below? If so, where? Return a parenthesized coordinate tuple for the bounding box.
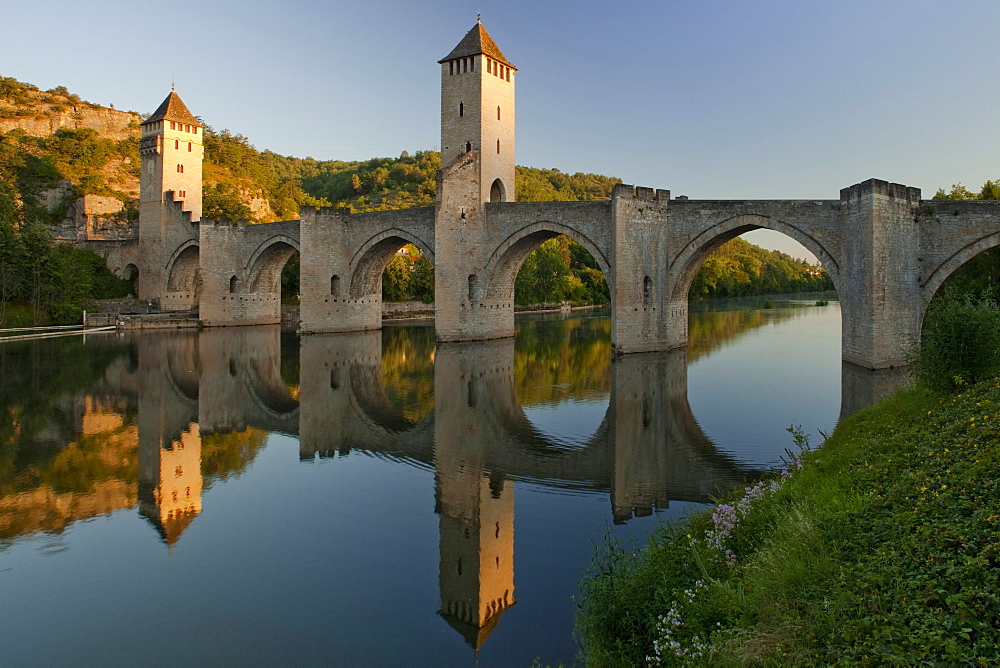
(477, 12, 481, 23)
(171, 77, 175, 92)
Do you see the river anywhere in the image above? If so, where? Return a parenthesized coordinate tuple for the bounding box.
(0, 295, 889, 665)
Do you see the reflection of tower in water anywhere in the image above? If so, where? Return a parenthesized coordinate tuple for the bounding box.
(139, 422, 203, 546)
(434, 340, 517, 650)
(436, 470, 515, 649)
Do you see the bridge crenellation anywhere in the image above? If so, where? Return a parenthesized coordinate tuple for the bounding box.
(106, 23, 1000, 371)
(840, 178, 921, 202)
(611, 183, 672, 203)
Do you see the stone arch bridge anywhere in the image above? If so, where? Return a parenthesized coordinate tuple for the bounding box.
(151, 171, 1000, 370)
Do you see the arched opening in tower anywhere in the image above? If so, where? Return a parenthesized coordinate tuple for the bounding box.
(123, 264, 139, 292)
(490, 178, 506, 203)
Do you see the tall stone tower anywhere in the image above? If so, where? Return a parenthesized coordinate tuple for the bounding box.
(137, 91, 203, 306)
(435, 22, 518, 342)
(438, 20, 516, 203)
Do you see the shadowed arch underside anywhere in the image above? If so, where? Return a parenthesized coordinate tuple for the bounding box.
(922, 230, 1000, 302)
(246, 237, 299, 294)
(123, 263, 139, 282)
(166, 244, 200, 292)
(490, 178, 507, 203)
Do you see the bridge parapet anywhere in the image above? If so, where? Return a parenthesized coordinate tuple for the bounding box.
(918, 198, 1000, 300)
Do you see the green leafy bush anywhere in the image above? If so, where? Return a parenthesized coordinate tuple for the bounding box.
(913, 289, 1000, 391)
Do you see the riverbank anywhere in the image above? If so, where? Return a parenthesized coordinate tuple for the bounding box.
(576, 380, 1000, 664)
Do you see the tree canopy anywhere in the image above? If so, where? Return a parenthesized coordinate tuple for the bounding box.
(689, 237, 833, 300)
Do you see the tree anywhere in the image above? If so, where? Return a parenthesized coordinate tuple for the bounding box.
(203, 182, 254, 221)
(912, 289, 1000, 391)
(932, 180, 1000, 201)
(382, 254, 410, 301)
(409, 256, 434, 303)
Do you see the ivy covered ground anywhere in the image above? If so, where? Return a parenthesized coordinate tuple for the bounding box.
(577, 383, 1000, 665)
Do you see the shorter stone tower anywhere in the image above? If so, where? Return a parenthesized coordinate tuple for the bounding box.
(137, 91, 204, 307)
(140, 90, 204, 222)
(138, 422, 204, 547)
(439, 20, 516, 203)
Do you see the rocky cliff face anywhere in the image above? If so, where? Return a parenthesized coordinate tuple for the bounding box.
(0, 100, 141, 141)
(1, 82, 142, 241)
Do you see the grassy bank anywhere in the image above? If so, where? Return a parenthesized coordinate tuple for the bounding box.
(576, 382, 1000, 664)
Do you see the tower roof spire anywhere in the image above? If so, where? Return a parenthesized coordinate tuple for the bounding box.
(143, 90, 200, 127)
(439, 22, 515, 69)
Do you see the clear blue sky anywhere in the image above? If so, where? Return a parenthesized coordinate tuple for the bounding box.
(4, 0, 998, 258)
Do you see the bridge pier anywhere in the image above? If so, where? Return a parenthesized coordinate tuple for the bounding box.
(839, 180, 923, 369)
(199, 219, 299, 327)
(434, 152, 518, 343)
(299, 208, 382, 333)
(608, 185, 680, 355)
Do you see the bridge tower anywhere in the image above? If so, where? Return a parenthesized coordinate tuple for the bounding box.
(439, 19, 516, 203)
(137, 90, 204, 309)
(435, 21, 518, 342)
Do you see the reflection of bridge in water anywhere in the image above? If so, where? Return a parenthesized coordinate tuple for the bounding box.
(142, 327, 765, 513)
(138, 324, 910, 518)
(131, 324, 907, 648)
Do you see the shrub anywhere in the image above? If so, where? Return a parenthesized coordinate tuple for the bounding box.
(913, 288, 1000, 391)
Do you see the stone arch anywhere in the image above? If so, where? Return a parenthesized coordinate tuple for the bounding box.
(165, 242, 200, 292)
(349, 362, 424, 434)
(667, 214, 841, 302)
(244, 235, 300, 294)
(922, 230, 1000, 302)
(349, 228, 435, 299)
(164, 343, 200, 403)
(122, 263, 139, 283)
(482, 221, 612, 303)
(490, 178, 506, 203)
(244, 356, 300, 421)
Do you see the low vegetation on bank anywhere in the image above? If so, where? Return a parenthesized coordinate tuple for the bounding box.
(576, 286, 1000, 664)
(578, 380, 1000, 664)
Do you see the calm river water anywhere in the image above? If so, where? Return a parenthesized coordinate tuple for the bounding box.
(1, 296, 889, 665)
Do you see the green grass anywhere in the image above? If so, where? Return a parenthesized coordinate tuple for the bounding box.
(576, 385, 1000, 665)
